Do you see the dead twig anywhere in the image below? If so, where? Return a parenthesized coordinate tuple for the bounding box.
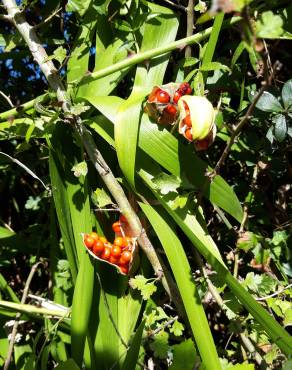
(4, 262, 42, 370)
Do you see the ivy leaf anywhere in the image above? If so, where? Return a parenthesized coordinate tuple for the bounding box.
(25, 196, 41, 211)
(284, 308, 292, 327)
(282, 79, 292, 110)
(145, 307, 169, 328)
(129, 275, 157, 300)
(150, 331, 169, 359)
(236, 232, 259, 251)
(257, 274, 277, 295)
(92, 187, 112, 208)
(71, 161, 88, 177)
(169, 320, 184, 336)
(256, 91, 283, 112)
(273, 114, 287, 142)
(152, 174, 181, 195)
(52, 46, 67, 65)
(256, 11, 284, 39)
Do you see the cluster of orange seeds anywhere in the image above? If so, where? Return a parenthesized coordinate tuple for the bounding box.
(83, 215, 134, 275)
(146, 82, 192, 125)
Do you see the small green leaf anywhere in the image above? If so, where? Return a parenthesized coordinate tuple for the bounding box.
(229, 364, 255, 370)
(169, 320, 184, 336)
(54, 359, 80, 370)
(66, 0, 92, 17)
(24, 196, 41, 211)
(92, 187, 112, 208)
(236, 232, 258, 251)
(273, 114, 287, 142)
(152, 174, 181, 195)
(194, 1, 207, 13)
(169, 339, 197, 370)
(129, 275, 157, 300)
(70, 103, 91, 116)
(145, 307, 169, 327)
(283, 359, 292, 370)
(256, 11, 284, 39)
(150, 331, 169, 359)
(200, 62, 230, 72)
(71, 161, 88, 177)
(52, 46, 67, 65)
(284, 308, 292, 327)
(281, 79, 292, 109)
(256, 91, 283, 112)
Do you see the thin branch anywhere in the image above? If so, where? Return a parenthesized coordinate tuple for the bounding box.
(2, 0, 69, 112)
(0, 91, 14, 108)
(213, 61, 281, 175)
(162, 0, 187, 12)
(147, 316, 179, 337)
(79, 16, 241, 85)
(34, 7, 62, 30)
(0, 93, 47, 122)
(239, 164, 259, 233)
(0, 13, 12, 22)
(239, 333, 265, 366)
(256, 283, 292, 301)
(4, 262, 42, 370)
(0, 151, 50, 192)
(185, 0, 194, 58)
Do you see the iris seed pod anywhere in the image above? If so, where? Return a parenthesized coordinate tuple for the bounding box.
(178, 95, 216, 143)
(145, 82, 192, 125)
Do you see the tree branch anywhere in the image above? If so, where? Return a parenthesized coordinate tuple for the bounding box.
(2, 0, 69, 112)
(185, 0, 194, 58)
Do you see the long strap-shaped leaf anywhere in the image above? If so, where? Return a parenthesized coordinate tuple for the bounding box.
(140, 203, 221, 370)
(49, 123, 95, 365)
(139, 167, 292, 355)
(85, 107, 243, 222)
(115, 2, 179, 187)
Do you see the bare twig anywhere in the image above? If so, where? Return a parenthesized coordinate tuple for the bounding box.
(148, 315, 179, 337)
(0, 13, 12, 22)
(256, 283, 292, 301)
(34, 7, 62, 30)
(0, 151, 50, 192)
(0, 91, 14, 108)
(239, 333, 265, 366)
(185, 0, 194, 58)
(4, 262, 42, 370)
(2, 0, 69, 112)
(162, 0, 186, 12)
(239, 164, 259, 233)
(213, 60, 281, 175)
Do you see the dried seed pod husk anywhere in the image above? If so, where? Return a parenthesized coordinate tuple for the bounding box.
(145, 83, 182, 125)
(178, 95, 216, 142)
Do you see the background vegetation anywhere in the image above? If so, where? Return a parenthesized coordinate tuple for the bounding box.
(0, 0, 291, 369)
